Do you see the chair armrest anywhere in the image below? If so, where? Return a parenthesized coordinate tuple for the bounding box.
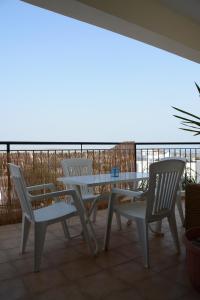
(112, 188, 145, 199)
(29, 189, 76, 202)
(27, 183, 56, 192)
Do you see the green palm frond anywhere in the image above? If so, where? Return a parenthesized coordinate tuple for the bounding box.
(172, 83, 200, 136)
(195, 82, 200, 94)
(173, 114, 200, 127)
(179, 128, 200, 135)
(180, 123, 200, 130)
(172, 106, 200, 121)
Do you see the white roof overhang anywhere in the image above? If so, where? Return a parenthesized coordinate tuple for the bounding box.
(22, 0, 200, 63)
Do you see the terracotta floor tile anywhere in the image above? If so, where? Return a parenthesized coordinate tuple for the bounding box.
(103, 286, 145, 300)
(94, 250, 129, 268)
(0, 262, 17, 280)
(114, 242, 143, 259)
(133, 246, 185, 272)
(179, 288, 200, 300)
(0, 229, 21, 240)
(32, 284, 89, 300)
(60, 257, 102, 281)
(119, 231, 140, 243)
(0, 224, 16, 233)
(160, 261, 192, 288)
(23, 269, 70, 294)
(73, 240, 95, 255)
(148, 235, 174, 251)
(27, 230, 57, 242)
(44, 247, 84, 267)
(0, 238, 20, 250)
(42, 238, 69, 252)
(133, 274, 189, 300)
(5, 246, 33, 261)
(106, 235, 131, 249)
(0, 278, 28, 300)
(51, 227, 81, 240)
(0, 249, 8, 263)
(77, 270, 129, 299)
(12, 256, 49, 274)
(111, 260, 156, 284)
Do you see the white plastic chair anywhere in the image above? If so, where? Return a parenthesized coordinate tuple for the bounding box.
(104, 158, 185, 268)
(160, 157, 186, 226)
(60, 158, 101, 222)
(8, 163, 98, 272)
(127, 157, 185, 228)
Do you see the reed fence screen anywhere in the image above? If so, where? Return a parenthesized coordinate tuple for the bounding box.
(0, 142, 135, 224)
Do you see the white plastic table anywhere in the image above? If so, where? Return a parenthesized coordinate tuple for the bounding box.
(57, 172, 148, 219)
(57, 172, 148, 188)
(57, 172, 149, 252)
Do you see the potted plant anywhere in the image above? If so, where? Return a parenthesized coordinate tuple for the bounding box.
(172, 83, 200, 188)
(173, 82, 200, 292)
(172, 82, 200, 188)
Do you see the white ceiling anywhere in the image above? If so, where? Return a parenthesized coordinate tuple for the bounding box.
(160, 0, 200, 24)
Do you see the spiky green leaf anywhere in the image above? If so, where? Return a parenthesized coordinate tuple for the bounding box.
(179, 128, 200, 134)
(172, 106, 200, 121)
(173, 114, 200, 126)
(195, 82, 200, 95)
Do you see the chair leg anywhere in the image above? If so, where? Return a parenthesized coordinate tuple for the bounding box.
(115, 212, 122, 230)
(136, 219, 149, 268)
(154, 220, 163, 235)
(34, 223, 47, 272)
(104, 196, 114, 251)
(176, 194, 185, 226)
(80, 216, 98, 256)
(167, 213, 180, 253)
(21, 214, 31, 254)
(61, 220, 71, 239)
(92, 204, 97, 223)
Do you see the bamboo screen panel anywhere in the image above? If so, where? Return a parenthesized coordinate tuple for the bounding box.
(0, 143, 135, 225)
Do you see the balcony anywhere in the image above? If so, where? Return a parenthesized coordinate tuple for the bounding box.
(2, 0, 200, 298)
(0, 141, 200, 299)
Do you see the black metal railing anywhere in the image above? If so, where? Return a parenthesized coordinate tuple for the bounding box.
(0, 141, 200, 224)
(135, 142, 200, 182)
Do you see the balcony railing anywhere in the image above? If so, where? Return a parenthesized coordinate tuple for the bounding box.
(0, 141, 200, 225)
(136, 142, 200, 177)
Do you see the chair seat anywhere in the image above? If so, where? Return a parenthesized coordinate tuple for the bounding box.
(34, 201, 77, 222)
(82, 193, 100, 202)
(130, 190, 144, 198)
(114, 201, 146, 220)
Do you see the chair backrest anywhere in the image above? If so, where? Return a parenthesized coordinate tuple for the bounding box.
(60, 159, 94, 195)
(61, 159, 93, 176)
(8, 163, 34, 221)
(160, 156, 186, 190)
(145, 159, 185, 222)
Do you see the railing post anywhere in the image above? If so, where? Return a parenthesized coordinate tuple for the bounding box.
(134, 143, 137, 172)
(81, 143, 83, 157)
(6, 143, 12, 220)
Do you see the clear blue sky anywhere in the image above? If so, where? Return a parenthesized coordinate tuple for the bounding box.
(0, 0, 200, 143)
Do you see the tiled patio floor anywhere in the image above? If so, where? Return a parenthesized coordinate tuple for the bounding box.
(0, 207, 199, 300)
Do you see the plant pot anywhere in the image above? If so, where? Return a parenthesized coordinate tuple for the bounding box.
(185, 184, 200, 230)
(184, 227, 200, 292)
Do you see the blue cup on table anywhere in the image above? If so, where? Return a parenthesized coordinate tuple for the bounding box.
(111, 167, 120, 177)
